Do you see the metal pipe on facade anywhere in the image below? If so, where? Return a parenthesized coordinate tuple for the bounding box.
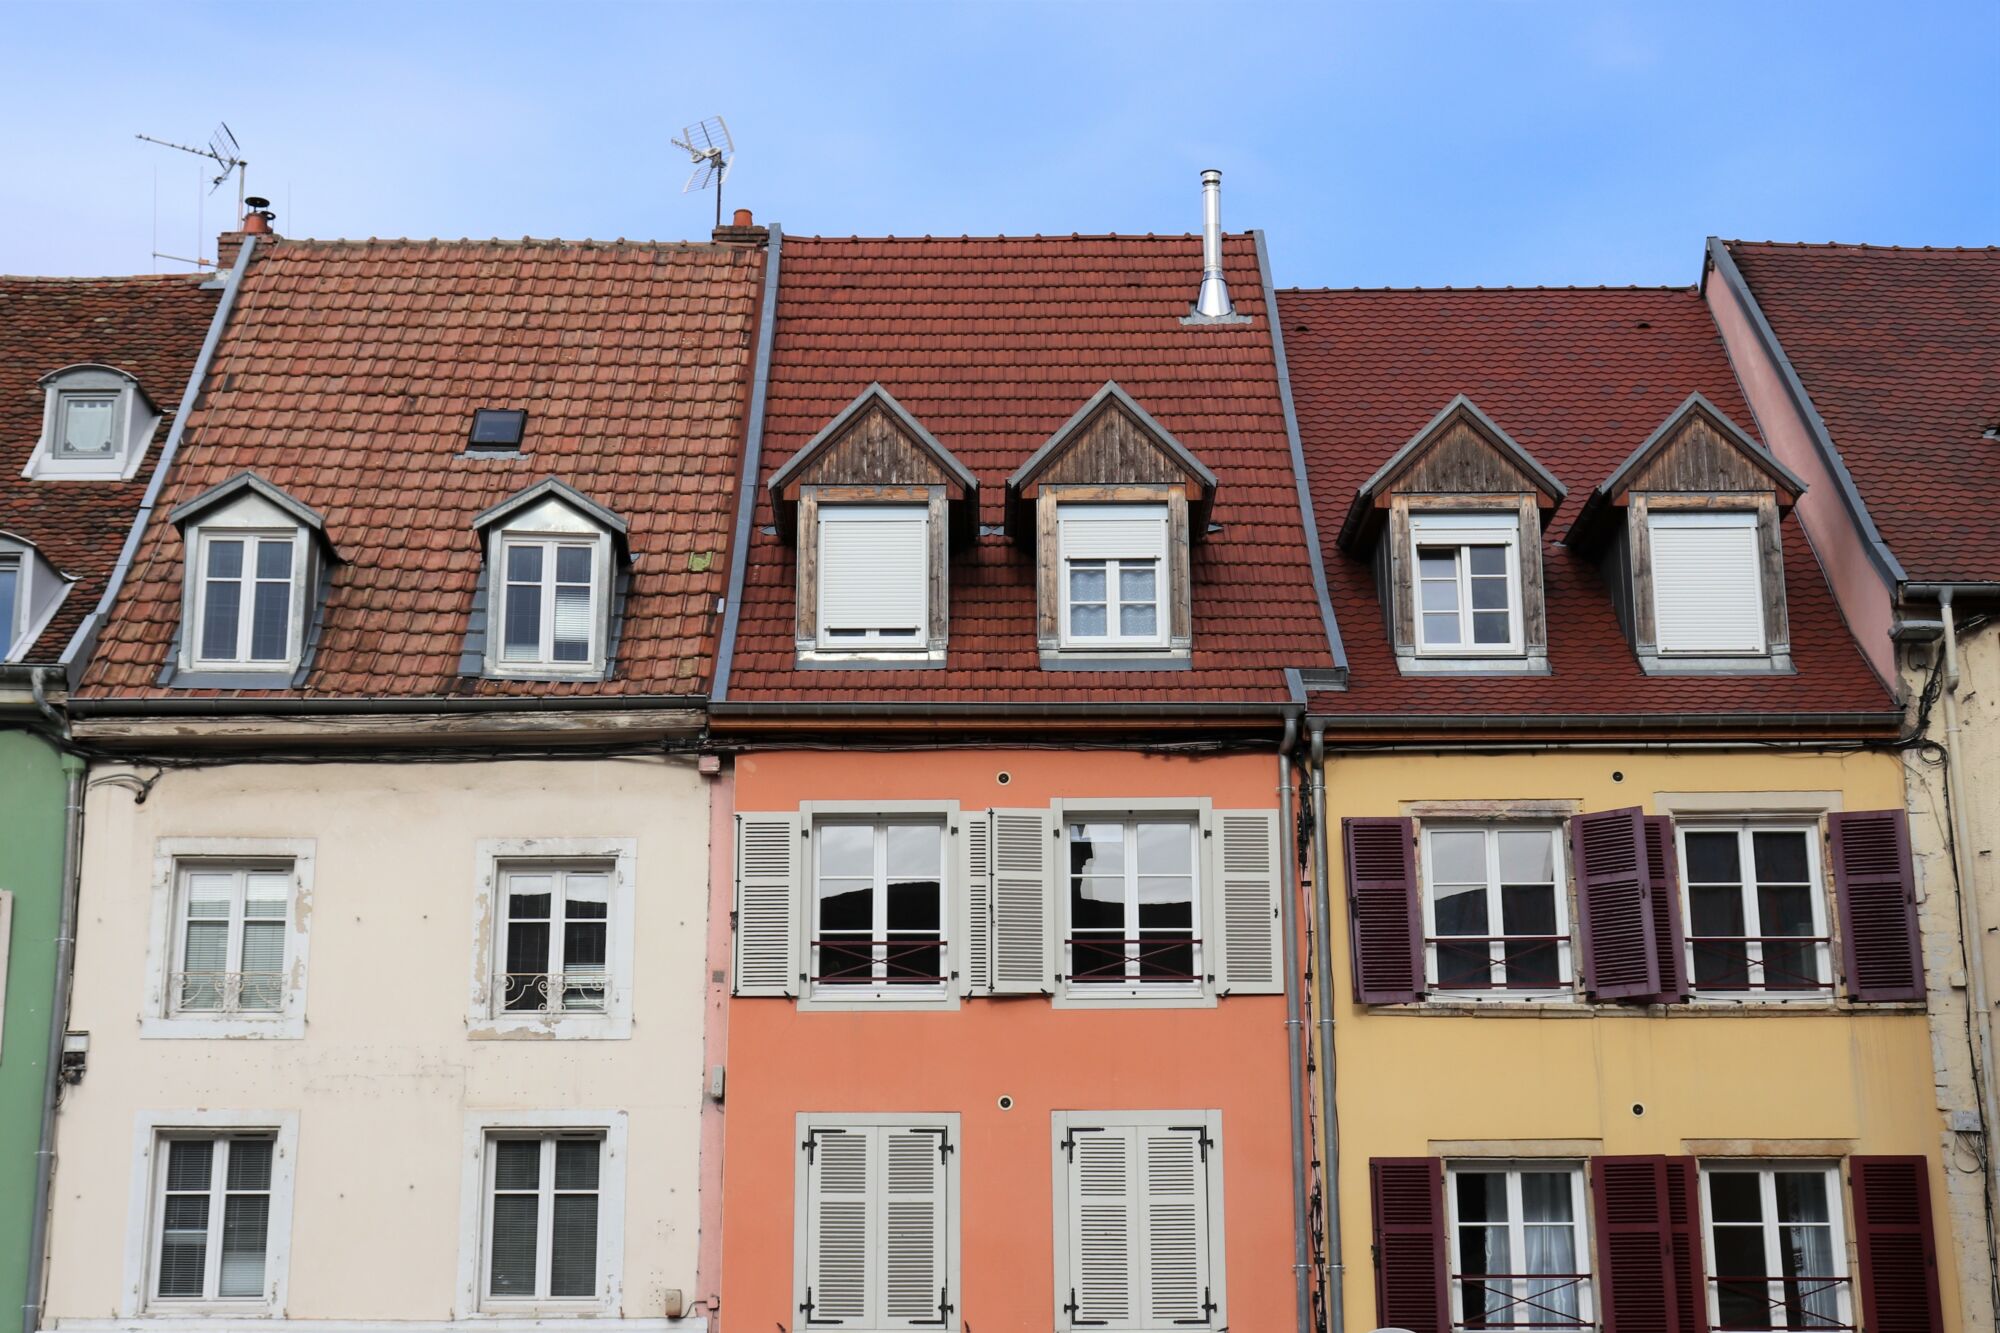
(21, 750, 84, 1333)
(1308, 720, 1345, 1333)
(1277, 714, 1313, 1333)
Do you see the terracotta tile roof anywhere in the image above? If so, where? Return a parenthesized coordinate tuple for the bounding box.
(1277, 285, 1895, 724)
(721, 234, 1338, 705)
(80, 237, 765, 699)
(0, 273, 216, 661)
(1724, 241, 2000, 584)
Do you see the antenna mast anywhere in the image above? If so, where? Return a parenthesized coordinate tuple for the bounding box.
(672, 115, 735, 231)
(135, 123, 246, 267)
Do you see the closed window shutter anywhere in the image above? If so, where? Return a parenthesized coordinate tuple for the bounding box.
(1572, 808, 1661, 1001)
(1139, 1126, 1214, 1326)
(1643, 816, 1689, 1004)
(820, 510, 928, 634)
(1591, 1155, 1702, 1333)
(805, 1128, 873, 1325)
(735, 813, 801, 997)
(1369, 1157, 1446, 1333)
(990, 809, 1054, 994)
(1829, 810, 1925, 1002)
(1059, 506, 1169, 561)
(959, 817, 992, 995)
(882, 1128, 950, 1327)
(1067, 1128, 1137, 1326)
(1649, 515, 1764, 654)
(1344, 818, 1422, 1004)
(1851, 1155, 1944, 1333)
(1216, 810, 1283, 994)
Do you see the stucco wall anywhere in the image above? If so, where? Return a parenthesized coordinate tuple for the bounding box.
(43, 756, 713, 1323)
(1317, 747, 1964, 1333)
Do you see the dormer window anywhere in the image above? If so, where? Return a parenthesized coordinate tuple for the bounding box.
(24, 364, 163, 481)
(817, 504, 928, 649)
(1058, 503, 1168, 648)
(499, 536, 597, 666)
(1649, 511, 1764, 655)
(195, 530, 301, 665)
(1410, 512, 1522, 655)
(0, 532, 75, 662)
(469, 478, 629, 680)
(165, 473, 332, 685)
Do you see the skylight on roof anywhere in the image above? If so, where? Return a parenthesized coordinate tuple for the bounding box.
(468, 408, 527, 452)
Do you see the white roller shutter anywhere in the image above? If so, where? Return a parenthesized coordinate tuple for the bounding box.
(819, 507, 927, 638)
(990, 808, 1055, 994)
(1058, 504, 1168, 561)
(734, 813, 801, 996)
(1648, 512, 1764, 654)
(1215, 810, 1283, 994)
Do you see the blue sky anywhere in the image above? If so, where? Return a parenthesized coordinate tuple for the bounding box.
(3, 0, 1994, 285)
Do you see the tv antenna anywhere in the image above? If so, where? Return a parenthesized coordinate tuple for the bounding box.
(136, 123, 248, 268)
(672, 115, 734, 229)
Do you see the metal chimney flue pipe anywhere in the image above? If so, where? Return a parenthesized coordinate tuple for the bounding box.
(1193, 168, 1234, 319)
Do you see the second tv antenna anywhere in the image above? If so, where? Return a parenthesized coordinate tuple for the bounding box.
(672, 115, 734, 230)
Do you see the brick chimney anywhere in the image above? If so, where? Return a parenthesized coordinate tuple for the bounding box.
(216, 197, 279, 272)
(712, 207, 769, 248)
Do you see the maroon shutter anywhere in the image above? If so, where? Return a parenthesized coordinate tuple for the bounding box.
(1370, 1157, 1447, 1333)
(1851, 1156, 1944, 1333)
(1346, 817, 1423, 1004)
(1830, 810, 1925, 1002)
(1643, 815, 1689, 1004)
(1663, 1157, 1709, 1333)
(1592, 1155, 1680, 1333)
(1572, 808, 1661, 1001)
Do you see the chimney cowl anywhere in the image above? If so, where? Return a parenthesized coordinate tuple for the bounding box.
(1182, 168, 1250, 326)
(712, 208, 770, 248)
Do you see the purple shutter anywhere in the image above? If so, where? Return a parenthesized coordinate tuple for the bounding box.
(1852, 1156, 1944, 1333)
(1663, 1157, 1709, 1333)
(1643, 816, 1689, 1004)
(1830, 810, 1925, 1002)
(1591, 1156, 1680, 1333)
(1572, 808, 1661, 1001)
(1370, 1157, 1447, 1333)
(1346, 817, 1422, 1004)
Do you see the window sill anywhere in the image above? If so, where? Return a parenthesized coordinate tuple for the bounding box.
(481, 664, 608, 682)
(1053, 984, 1215, 1010)
(1397, 651, 1550, 676)
(139, 1013, 305, 1040)
(468, 1013, 633, 1041)
(799, 987, 959, 1013)
(1637, 648, 1795, 676)
(137, 1300, 280, 1319)
(1039, 649, 1191, 672)
(793, 647, 947, 670)
(164, 666, 303, 690)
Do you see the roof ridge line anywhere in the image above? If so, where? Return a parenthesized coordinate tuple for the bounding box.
(1277, 283, 1698, 294)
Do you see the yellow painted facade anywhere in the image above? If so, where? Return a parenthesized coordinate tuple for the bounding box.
(1313, 746, 1962, 1332)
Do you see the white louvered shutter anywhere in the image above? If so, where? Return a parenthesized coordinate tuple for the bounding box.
(959, 816, 992, 995)
(819, 507, 928, 638)
(989, 809, 1054, 994)
(1215, 811, 1283, 994)
(734, 813, 801, 997)
(1058, 504, 1169, 561)
(805, 1128, 872, 1324)
(1139, 1126, 1214, 1326)
(1067, 1127, 1137, 1326)
(882, 1127, 950, 1327)
(1648, 513, 1764, 654)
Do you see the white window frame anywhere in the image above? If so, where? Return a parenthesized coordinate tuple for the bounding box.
(141, 839, 314, 1040)
(808, 815, 951, 1004)
(0, 535, 74, 664)
(494, 531, 605, 673)
(1677, 821, 1832, 1001)
(166, 861, 293, 1020)
(1409, 511, 1524, 657)
(1057, 503, 1170, 651)
(188, 526, 307, 672)
(793, 1112, 962, 1333)
(1052, 799, 1216, 1009)
(1648, 510, 1766, 656)
(815, 503, 930, 650)
(1419, 822, 1572, 1002)
(468, 838, 636, 1040)
(1061, 815, 1203, 1001)
(1444, 1159, 1592, 1333)
(456, 1110, 627, 1317)
(1050, 1109, 1227, 1332)
(54, 388, 121, 458)
(22, 368, 158, 481)
(0, 551, 20, 659)
(1698, 1160, 1851, 1332)
(120, 1110, 298, 1317)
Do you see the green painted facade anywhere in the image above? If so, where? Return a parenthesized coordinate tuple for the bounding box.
(0, 729, 68, 1324)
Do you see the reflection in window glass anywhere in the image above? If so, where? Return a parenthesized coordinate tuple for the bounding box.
(813, 822, 945, 990)
(1068, 818, 1197, 986)
(1682, 826, 1826, 994)
(1423, 826, 1567, 993)
(1704, 1165, 1844, 1331)
(58, 393, 117, 455)
(1449, 1162, 1588, 1329)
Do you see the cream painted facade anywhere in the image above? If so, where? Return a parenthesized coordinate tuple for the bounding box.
(41, 756, 713, 1330)
(1316, 747, 1967, 1333)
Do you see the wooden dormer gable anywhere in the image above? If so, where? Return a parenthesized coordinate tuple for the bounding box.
(1004, 381, 1218, 539)
(1336, 395, 1566, 552)
(1565, 393, 1804, 551)
(768, 383, 978, 543)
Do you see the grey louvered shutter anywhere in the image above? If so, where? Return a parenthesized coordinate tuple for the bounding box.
(804, 1128, 872, 1325)
(1215, 810, 1283, 994)
(882, 1127, 951, 1327)
(959, 815, 992, 995)
(1140, 1125, 1216, 1327)
(1065, 1127, 1136, 1326)
(735, 813, 801, 997)
(990, 808, 1054, 994)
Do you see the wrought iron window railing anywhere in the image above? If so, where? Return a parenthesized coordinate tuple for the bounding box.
(1711, 1273, 1853, 1331)
(496, 971, 609, 1014)
(1064, 935, 1202, 985)
(810, 936, 947, 986)
(1453, 1270, 1593, 1329)
(172, 970, 284, 1014)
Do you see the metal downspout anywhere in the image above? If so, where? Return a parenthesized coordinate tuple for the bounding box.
(1309, 720, 1344, 1333)
(21, 746, 84, 1333)
(1279, 715, 1312, 1333)
(1938, 591, 2000, 1311)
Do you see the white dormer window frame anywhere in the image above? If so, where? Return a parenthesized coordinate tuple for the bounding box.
(1408, 511, 1525, 658)
(1647, 509, 1766, 657)
(23, 365, 161, 482)
(188, 526, 308, 672)
(481, 498, 617, 680)
(814, 503, 930, 651)
(1056, 502, 1171, 651)
(0, 534, 75, 663)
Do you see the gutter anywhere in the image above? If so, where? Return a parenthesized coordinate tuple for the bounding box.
(56, 234, 258, 686)
(66, 693, 708, 718)
(21, 751, 84, 1333)
(710, 223, 782, 704)
(1306, 720, 1345, 1333)
(1702, 238, 1906, 587)
(1276, 715, 1312, 1333)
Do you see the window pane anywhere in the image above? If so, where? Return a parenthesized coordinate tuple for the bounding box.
(1774, 1171, 1829, 1224)
(502, 580, 541, 660)
(0, 565, 19, 644)
(1421, 611, 1460, 645)
(60, 395, 116, 453)
(1137, 887, 1194, 929)
(1708, 1172, 1763, 1224)
(493, 1138, 541, 1191)
(818, 824, 872, 879)
(239, 922, 284, 1009)
(218, 1193, 269, 1297)
(226, 1137, 273, 1190)
(552, 583, 591, 662)
(506, 545, 542, 583)
(562, 919, 609, 973)
(1434, 885, 1489, 936)
(1071, 877, 1125, 930)
(1501, 884, 1560, 986)
(817, 881, 871, 933)
(255, 540, 293, 580)
(158, 1194, 210, 1297)
(1420, 578, 1459, 612)
(886, 824, 941, 879)
(1467, 545, 1507, 577)
(488, 1194, 539, 1296)
(1135, 822, 1191, 875)
(550, 1193, 599, 1297)
(1684, 831, 1741, 884)
(1455, 1170, 1509, 1223)
(1119, 600, 1158, 637)
(1417, 549, 1456, 583)
(564, 873, 610, 919)
(1429, 830, 1485, 885)
(1469, 576, 1509, 611)
(1069, 563, 1106, 602)
(1497, 831, 1554, 885)
(166, 1138, 214, 1192)
(201, 567, 242, 659)
(1471, 610, 1510, 644)
(885, 877, 941, 932)
(1520, 1171, 1572, 1223)
(555, 545, 592, 584)
(554, 1138, 600, 1190)
(1752, 831, 1811, 885)
(1071, 823, 1125, 874)
(1070, 602, 1108, 637)
(248, 580, 290, 660)
(1119, 562, 1155, 601)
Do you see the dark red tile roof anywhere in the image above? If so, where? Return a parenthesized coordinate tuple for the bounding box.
(1725, 242, 2000, 584)
(1277, 285, 1895, 725)
(80, 238, 765, 699)
(721, 234, 1337, 705)
(0, 273, 216, 661)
